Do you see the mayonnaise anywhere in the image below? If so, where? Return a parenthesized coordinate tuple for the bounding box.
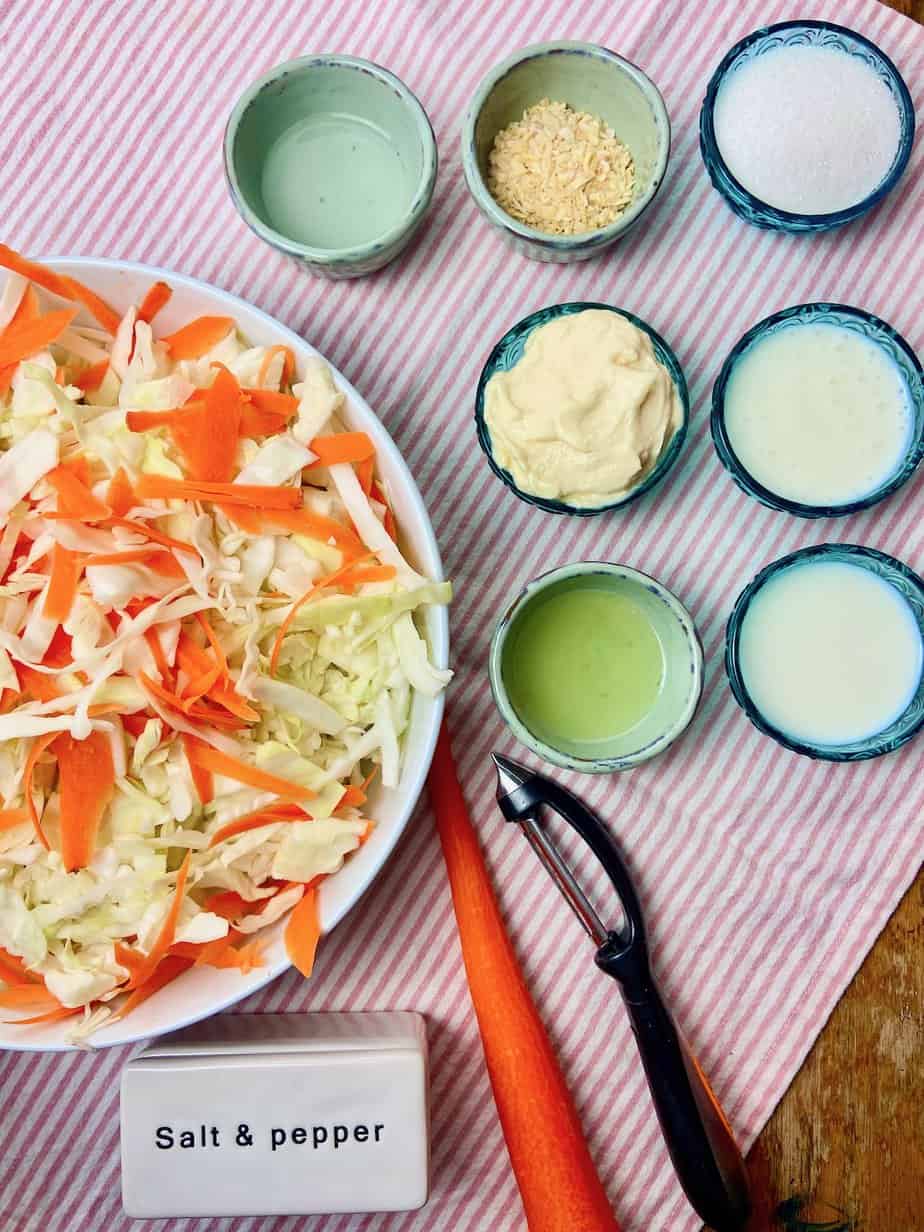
(484, 309, 682, 507)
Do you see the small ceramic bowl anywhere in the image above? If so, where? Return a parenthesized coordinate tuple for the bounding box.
(700, 21, 915, 232)
(726, 544, 924, 761)
(225, 55, 437, 279)
(461, 42, 670, 262)
(475, 301, 689, 515)
(489, 562, 703, 773)
(712, 303, 924, 518)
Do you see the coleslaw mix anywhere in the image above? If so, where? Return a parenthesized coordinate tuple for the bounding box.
(0, 248, 451, 1038)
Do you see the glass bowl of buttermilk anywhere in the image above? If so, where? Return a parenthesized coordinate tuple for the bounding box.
(726, 545, 924, 761)
(711, 303, 924, 519)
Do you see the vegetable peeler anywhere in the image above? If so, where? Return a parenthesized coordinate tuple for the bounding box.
(493, 753, 752, 1232)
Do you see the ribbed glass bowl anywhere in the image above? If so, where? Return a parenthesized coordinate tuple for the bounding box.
(699, 20, 915, 232)
(475, 301, 689, 515)
(726, 544, 924, 761)
(711, 303, 924, 518)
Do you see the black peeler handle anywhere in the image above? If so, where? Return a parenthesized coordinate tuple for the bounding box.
(504, 774, 751, 1232)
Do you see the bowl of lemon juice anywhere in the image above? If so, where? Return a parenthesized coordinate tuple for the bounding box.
(489, 562, 703, 772)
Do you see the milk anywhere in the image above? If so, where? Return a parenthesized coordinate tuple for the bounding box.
(738, 560, 923, 745)
(723, 322, 912, 506)
(714, 45, 901, 215)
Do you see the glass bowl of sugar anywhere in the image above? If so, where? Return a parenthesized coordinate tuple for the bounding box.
(699, 20, 914, 232)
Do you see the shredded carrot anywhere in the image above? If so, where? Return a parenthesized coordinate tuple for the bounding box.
(105, 467, 136, 517)
(338, 564, 396, 588)
(149, 857, 192, 959)
(8, 283, 40, 328)
(73, 359, 109, 392)
(60, 276, 121, 334)
(0, 245, 72, 298)
(114, 941, 150, 983)
(23, 733, 55, 850)
(0, 806, 31, 832)
(146, 552, 186, 579)
(61, 454, 91, 484)
(203, 890, 254, 921)
(219, 504, 263, 533)
(308, 432, 375, 468)
(4, 1005, 81, 1026)
(256, 344, 295, 388)
(41, 626, 74, 668)
(43, 544, 83, 622)
(46, 466, 110, 521)
(384, 506, 398, 541)
(87, 547, 160, 568)
(242, 389, 298, 416)
(112, 852, 195, 1005)
(248, 507, 366, 558)
(106, 516, 197, 556)
(125, 403, 201, 433)
(240, 388, 298, 437)
(176, 631, 215, 678)
(138, 672, 245, 732)
(184, 738, 314, 801)
(17, 663, 61, 702)
(54, 730, 115, 872)
(270, 554, 373, 673)
(0, 946, 41, 984)
(137, 280, 172, 325)
(183, 703, 247, 730)
(205, 680, 260, 721)
(0, 985, 60, 1009)
(171, 930, 265, 973)
(338, 785, 367, 811)
(194, 610, 228, 676)
(135, 475, 300, 509)
(284, 885, 321, 978)
(0, 307, 78, 368)
(161, 315, 234, 359)
(208, 804, 310, 848)
(170, 365, 242, 482)
(182, 732, 213, 805)
(181, 665, 222, 705)
(113, 955, 194, 1021)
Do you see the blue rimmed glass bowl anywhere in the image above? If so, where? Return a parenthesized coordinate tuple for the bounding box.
(726, 544, 924, 762)
(699, 21, 915, 232)
(475, 301, 689, 516)
(711, 303, 924, 518)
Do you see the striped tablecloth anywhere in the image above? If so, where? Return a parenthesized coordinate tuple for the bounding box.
(1, 1, 922, 1229)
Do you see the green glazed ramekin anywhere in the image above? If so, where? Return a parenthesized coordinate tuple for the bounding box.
(489, 562, 703, 773)
(225, 55, 437, 279)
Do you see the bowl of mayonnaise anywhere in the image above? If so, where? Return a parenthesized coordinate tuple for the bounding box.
(475, 302, 689, 515)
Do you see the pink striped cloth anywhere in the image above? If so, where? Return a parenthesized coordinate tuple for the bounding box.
(0, 0, 921, 1228)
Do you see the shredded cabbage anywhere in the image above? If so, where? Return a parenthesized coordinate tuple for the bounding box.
(0, 269, 451, 1034)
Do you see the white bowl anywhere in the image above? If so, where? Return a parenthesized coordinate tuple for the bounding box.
(0, 257, 448, 1051)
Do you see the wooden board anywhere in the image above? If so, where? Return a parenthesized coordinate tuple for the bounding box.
(748, 875, 923, 1230)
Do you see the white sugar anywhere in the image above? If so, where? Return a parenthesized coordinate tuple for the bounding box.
(714, 44, 901, 214)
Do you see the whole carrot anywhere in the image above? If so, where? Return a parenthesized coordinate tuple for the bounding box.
(429, 720, 621, 1232)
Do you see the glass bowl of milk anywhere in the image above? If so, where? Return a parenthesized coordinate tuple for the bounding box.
(700, 21, 914, 232)
(726, 545, 924, 762)
(712, 303, 924, 518)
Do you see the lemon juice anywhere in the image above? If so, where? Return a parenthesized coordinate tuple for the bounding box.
(502, 585, 664, 755)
